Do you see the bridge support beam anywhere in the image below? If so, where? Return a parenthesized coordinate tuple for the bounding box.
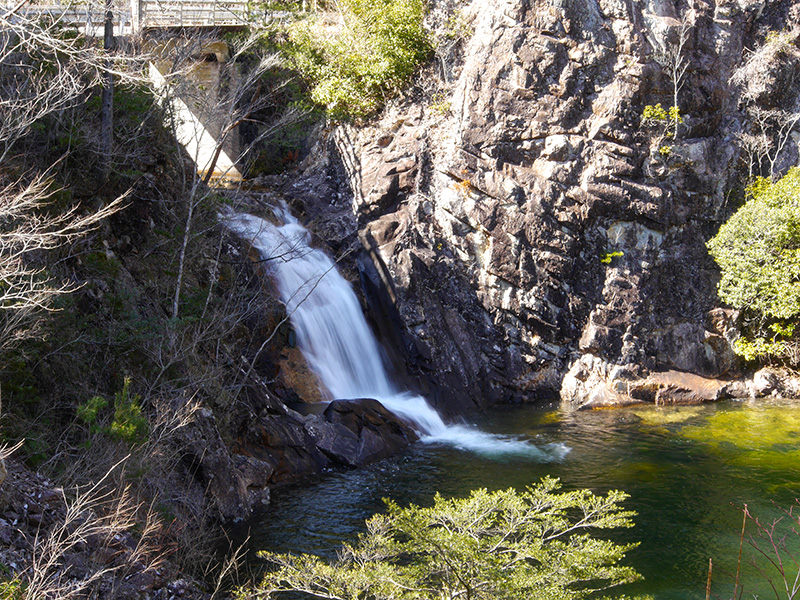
(149, 46, 242, 182)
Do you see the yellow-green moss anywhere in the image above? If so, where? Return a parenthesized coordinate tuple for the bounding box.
(628, 405, 708, 426)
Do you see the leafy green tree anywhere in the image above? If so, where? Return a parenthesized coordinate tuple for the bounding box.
(707, 168, 800, 365)
(286, 0, 431, 118)
(245, 477, 647, 600)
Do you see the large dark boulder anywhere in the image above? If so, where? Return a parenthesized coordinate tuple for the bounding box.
(314, 399, 420, 467)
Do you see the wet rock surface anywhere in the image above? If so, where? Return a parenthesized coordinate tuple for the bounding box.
(316, 399, 420, 467)
(563, 364, 800, 409)
(186, 0, 800, 526)
(230, 398, 420, 484)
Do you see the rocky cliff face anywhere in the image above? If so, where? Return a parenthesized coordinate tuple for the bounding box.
(288, 0, 800, 411)
(174, 0, 800, 519)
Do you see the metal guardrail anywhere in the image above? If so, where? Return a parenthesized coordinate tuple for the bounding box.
(136, 0, 248, 28)
(3, 0, 250, 32)
(1, 5, 133, 36)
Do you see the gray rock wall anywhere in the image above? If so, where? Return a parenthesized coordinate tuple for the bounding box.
(196, 0, 800, 518)
(331, 0, 800, 409)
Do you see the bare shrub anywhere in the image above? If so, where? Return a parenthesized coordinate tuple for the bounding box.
(731, 29, 800, 179)
(2, 456, 163, 600)
(0, 174, 127, 361)
(712, 502, 800, 600)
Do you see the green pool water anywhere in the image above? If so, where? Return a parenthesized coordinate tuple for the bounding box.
(241, 399, 800, 599)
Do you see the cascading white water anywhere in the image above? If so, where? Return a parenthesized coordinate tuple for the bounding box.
(224, 208, 569, 459)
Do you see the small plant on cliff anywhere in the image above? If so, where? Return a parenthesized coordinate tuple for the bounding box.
(454, 177, 473, 198)
(654, 14, 690, 140)
(0, 574, 23, 600)
(642, 103, 683, 141)
(764, 29, 794, 51)
(429, 91, 451, 115)
(285, 0, 431, 118)
(76, 379, 150, 445)
(731, 29, 800, 179)
(601, 250, 624, 264)
(244, 477, 647, 600)
(76, 395, 109, 434)
(707, 169, 800, 367)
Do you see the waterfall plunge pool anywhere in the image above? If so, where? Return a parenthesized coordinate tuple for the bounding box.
(222, 208, 800, 598)
(235, 398, 800, 600)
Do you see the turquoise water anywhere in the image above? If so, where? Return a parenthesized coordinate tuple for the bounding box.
(242, 400, 800, 599)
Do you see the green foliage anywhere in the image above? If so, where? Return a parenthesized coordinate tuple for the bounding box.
(601, 250, 624, 264)
(285, 0, 432, 118)
(74, 380, 149, 445)
(642, 104, 682, 124)
(707, 169, 800, 365)
(642, 103, 669, 122)
(76, 395, 109, 434)
(642, 103, 682, 141)
(764, 29, 793, 50)
(23, 436, 50, 469)
(732, 321, 797, 362)
(0, 562, 22, 599)
(0, 576, 24, 600)
(2, 354, 41, 408)
(248, 99, 320, 176)
(429, 91, 451, 115)
(252, 477, 645, 600)
(84, 252, 122, 278)
(108, 378, 149, 446)
(733, 336, 790, 362)
(114, 84, 157, 119)
(442, 9, 474, 42)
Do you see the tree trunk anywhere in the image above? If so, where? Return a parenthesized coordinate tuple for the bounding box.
(100, 9, 115, 183)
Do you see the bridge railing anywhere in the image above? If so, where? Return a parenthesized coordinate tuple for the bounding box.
(3, 0, 250, 32)
(1, 3, 133, 36)
(134, 0, 249, 29)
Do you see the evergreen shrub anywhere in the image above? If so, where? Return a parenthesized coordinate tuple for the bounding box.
(707, 168, 800, 366)
(250, 477, 647, 600)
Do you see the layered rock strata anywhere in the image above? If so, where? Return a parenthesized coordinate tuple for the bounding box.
(308, 0, 800, 410)
(205, 0, 800, 518)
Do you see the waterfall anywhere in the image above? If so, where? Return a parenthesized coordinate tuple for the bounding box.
(224, 208, 569, 460)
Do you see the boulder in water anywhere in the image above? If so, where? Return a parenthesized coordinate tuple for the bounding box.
(315, 399, 419, 467)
